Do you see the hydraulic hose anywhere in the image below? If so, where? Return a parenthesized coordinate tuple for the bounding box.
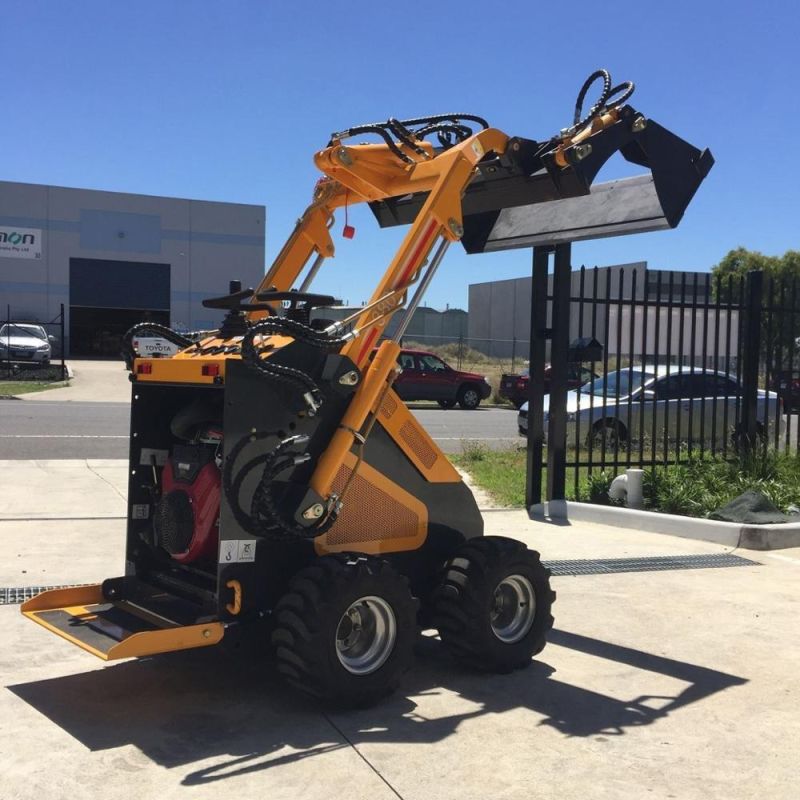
(240, 317, 349, 414)
(223, 431, 337, 540)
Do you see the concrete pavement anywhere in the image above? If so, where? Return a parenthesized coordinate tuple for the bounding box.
(22, 359, 131, 403)
(1, 460, 799, 799)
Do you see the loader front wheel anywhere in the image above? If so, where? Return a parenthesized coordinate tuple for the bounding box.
(271, 554, 418, 707)
(433, 536, 555, 672)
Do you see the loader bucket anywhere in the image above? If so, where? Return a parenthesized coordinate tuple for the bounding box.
(21, 583, 224, 661)
(367, 104, 713, 252)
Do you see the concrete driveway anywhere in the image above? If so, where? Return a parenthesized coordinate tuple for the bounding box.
(24, 359, 131, 403)
(2, 461, 798, 799)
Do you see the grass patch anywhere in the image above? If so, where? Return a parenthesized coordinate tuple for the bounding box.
(0, 381, 69, 396)
(452, 442, 527, 507)
(454, 441, 800, 517)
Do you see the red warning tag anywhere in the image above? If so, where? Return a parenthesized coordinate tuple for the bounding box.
(343, 224, 355, 239)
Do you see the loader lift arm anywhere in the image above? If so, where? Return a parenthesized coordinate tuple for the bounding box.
(242, 72, 712, 516)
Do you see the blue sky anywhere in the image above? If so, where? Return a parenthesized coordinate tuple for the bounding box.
(2, 1, 798, 309)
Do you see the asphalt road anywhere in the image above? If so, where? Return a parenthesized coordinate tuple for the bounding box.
(0, 400, 522, 460)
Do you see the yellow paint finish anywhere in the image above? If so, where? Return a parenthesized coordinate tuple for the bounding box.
(22, 585, 225, 661)
(314, 452, 428, 556)
(132, 334, 294, 384)
(376, 389, 460, 483)
(311, 340, 400, 498)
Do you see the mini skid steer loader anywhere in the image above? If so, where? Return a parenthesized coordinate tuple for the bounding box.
(22, 71, 712, 706)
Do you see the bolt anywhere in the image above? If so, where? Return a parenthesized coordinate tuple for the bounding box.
(338, 370, 359, 386)
(202, 629, 211, 639)
(303, 503, 325, 520)
(632, 115, 648, 133)
(573, 143, 593, 162)
(511, 141, 520, 151)
(448, 218, 464, 238)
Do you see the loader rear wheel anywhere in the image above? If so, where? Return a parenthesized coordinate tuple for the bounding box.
(433, 536, 555, 672)
(271, 554, 418, 707)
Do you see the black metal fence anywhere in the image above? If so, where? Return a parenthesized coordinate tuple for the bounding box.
(2, 304, 67, 381)
(526, 261, 800, 505)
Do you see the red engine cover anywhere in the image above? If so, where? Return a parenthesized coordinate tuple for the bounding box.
(160, 459, 221, 563)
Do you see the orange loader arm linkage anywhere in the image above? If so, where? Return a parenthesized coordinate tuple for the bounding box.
(236, 70, 713, 517)
(249, 127, 510, 501)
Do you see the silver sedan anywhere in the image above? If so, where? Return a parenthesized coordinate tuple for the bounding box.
(518, 366, 783, 448)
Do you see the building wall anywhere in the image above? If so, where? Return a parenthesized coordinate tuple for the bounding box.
(314, 305, 468, 347)
(0, 180, 265, 351)
(468, 262, 647, 358)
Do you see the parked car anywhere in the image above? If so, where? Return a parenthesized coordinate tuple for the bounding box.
(518, 366, 783, 446)
(0, 323, 53, 364)
(768, 370, 800, 413)
(389, 349, 492, 409)
(500, 364, 597, 408)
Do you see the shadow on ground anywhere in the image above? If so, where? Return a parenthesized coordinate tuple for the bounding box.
(8, 628, 746, 786)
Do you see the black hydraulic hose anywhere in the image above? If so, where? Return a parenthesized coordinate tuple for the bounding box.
(397, 112, 490, 130)
(329, 114, 490, 161)
(386, 118, 430, 158)
(240, 317, 349, 414)
(573, 69, 612, 128)
(328, 124, 415, 163)
(121, 322, 194, 369)
(604, 81, 636, 111)
(223, 431, 336, 540)
(245, 316, 349, 351)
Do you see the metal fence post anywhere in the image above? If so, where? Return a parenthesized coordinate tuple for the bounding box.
(546, 242, 572, 501)
(740, 270, 763, 457)
(5, 304, 10, 375)
(526, 246, 550, 510)
(60, 303, 66, 379)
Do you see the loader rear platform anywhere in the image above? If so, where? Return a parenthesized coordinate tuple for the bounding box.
(21, 582, 224, 661)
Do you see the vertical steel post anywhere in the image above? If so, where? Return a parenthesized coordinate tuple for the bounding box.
(6, 304, 10, 375)
(740, 270, 763, 456)
(60, 303, 66, 378)
(526, 246, 550, 510)
(546, 242, 572, 501)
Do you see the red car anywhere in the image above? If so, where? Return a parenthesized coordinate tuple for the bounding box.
(500, 364, 597, 408)
(388, 349, 492, 409)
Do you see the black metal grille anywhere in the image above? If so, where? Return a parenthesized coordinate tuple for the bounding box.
(543, 553, 759, 576)
(153, 490, 195, 555)
(1, 585, 84, 606)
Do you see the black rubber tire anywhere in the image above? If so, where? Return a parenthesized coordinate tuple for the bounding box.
(271, 554, 418, 707)
(587, 419, 627, 449)
(458, 384, 482, 410)
(437, 399, 456, 409)
(433, 536, 555, 673)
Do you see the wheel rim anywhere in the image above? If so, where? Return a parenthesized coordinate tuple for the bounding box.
(490, 574, 536, 643)
(335, 595, 396, 675)
(464, 390, 478, 406)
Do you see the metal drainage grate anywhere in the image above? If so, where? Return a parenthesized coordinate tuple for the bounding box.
(0, 554, 759, 605)
(0, 585, 78, 606)
(543, 553, 759, 577)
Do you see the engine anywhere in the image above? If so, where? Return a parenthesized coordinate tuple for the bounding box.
(152, 429, 222, 564)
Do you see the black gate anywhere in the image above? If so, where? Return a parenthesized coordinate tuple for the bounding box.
(525, 263, 797, 507)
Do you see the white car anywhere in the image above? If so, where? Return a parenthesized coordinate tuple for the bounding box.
(0, 323, 53, 364)
(518, 365, 783, 447)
